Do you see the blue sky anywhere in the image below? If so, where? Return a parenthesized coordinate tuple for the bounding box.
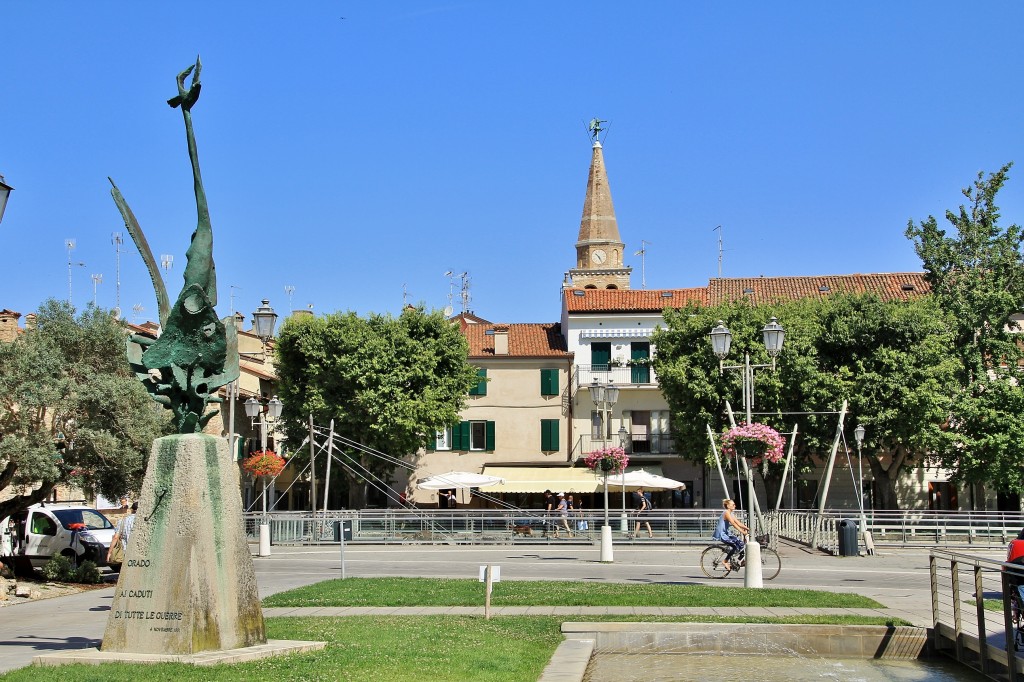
(2, 2, 1022, 326)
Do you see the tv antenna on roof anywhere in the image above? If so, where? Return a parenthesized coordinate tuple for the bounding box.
(112, 232, 124, 313)
(444, 271, 471, 314)
(284, 285, 295, 312)
(91, 273, 103, 306)
(713, 225, 723, 278)
(132, 303, 145, 323)
(634, 240, 651, 290)
(65, 239, 85, 303)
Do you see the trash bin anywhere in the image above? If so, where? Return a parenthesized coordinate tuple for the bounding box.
(838, 519, 859, 556)
(333, 520, 353, 542)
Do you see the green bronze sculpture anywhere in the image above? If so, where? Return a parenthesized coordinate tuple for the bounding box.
(111, 56, 239, 434)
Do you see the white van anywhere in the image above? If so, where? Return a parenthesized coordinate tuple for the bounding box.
(1, 503, 116, 570)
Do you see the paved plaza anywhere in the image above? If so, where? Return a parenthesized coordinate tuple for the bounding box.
(0, 542, 1003, 673)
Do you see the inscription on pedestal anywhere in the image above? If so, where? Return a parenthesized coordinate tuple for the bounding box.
(101, 434, 265, 654)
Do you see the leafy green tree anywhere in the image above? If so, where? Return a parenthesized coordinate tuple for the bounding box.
(906, 163, 1024, 492)
(655, 293, 957, 509)
(0, 300, 170, 520)
(274, 306, 479, 509)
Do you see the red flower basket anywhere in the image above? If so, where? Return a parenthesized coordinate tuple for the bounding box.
(242, 450, 286, 478)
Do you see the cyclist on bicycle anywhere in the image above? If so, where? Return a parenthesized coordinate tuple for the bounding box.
(712, 498, 749, 572)
(1006, 529, 1024, 604)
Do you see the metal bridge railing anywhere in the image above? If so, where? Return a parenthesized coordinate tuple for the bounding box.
(242, 509, 732, 546)
(930, 549, 1024, 680)
(775, 510, 1024, 554)
(241, 509, 1024, 551)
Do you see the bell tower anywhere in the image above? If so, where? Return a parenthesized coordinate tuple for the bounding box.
(567, 119, 631, 290)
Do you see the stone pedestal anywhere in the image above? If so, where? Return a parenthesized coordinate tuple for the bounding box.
(101, 434, 265, 654)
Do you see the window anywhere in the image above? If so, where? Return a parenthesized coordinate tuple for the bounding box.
(630, 341, 651, 383)
(591, 342, 611, 371)
(929, 482, 958, 511)
(452, 421, 495, 451)
(540, 368, 559, 396)
(30, 513, 57, 536)
(435, 427, 452, 451)
(469, 368, 487, 396)
(591, 411, 610, 440)
(541, 419, 559, 451)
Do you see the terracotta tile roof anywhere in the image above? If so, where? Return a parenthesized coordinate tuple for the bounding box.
(464, 323, 571, 358)
(564, 288, 708, 313)
(708, 273, 930, 305)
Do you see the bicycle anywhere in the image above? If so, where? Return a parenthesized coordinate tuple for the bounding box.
(700, 534, 781, 580)
(1010, 584, 1024, 651)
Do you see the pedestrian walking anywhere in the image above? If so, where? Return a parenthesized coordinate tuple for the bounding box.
(634, 487, 653, 538)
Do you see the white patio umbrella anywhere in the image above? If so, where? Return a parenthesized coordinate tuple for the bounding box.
(607, 469, 686, 490)
(417, 471, 506, 490)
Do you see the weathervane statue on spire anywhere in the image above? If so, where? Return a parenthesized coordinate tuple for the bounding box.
(588, 117, 607, 142)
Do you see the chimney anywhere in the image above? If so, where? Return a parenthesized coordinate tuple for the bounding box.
(0, 310, 22, 343)
(24, 313, 36, 331)
(493, 325, 509, 356)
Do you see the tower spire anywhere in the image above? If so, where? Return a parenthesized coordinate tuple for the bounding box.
(567, 120, 631, 290)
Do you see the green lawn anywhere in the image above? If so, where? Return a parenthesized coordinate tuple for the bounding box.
(0, 578, 897, 681)
(0, 614, 912, 682)
(262, 577, 884, 608)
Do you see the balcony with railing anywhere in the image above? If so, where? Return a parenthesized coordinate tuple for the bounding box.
(573, 432, 677, 459)
(575, 363, 658, 389)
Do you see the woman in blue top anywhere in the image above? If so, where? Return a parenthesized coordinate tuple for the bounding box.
(712, 498, 749, 571)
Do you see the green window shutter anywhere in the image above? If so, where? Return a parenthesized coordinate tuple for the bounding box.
(485, 421, 496, 451)
(541, 419, 559, 451)
(540, 368, 558, 396)
(469, 368, 488, 396)
(591, 342, 611, 370)
(453, 421, 470, 451)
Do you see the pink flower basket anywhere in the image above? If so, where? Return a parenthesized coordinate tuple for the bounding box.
(720, 423, 786, 466)
(583, 447, 629, 474)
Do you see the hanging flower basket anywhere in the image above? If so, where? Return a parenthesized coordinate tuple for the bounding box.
(242, 450, 286, 478)
(720, 423, 785, 466)
(583, 447, 629, 474)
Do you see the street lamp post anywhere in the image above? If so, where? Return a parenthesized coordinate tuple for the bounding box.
(245, 394, 283, 558)
(709, 317, 785, 588)
(854, 424, 871, 550)
(589, 378, 620, 562)
(244, 395, 284, 513)
(618, 425, 629, 533)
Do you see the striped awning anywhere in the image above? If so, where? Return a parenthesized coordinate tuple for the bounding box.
(480, 465, 663, 494)
(579, 328, 654, 339)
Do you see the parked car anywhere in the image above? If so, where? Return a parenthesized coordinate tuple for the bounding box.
(1, 503, 116, 571)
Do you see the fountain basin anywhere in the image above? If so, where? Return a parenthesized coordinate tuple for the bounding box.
(538, 623, 983, 682)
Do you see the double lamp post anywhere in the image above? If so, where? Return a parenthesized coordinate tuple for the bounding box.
(709, 316, 785, 587)
(588, 378, 630, 562)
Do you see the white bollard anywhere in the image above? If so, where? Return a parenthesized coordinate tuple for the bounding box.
(743, 538, 763, 588)
(258, 523, 271, 557)
(619, 512, 629, 534)
(600, 524, 614, 562)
